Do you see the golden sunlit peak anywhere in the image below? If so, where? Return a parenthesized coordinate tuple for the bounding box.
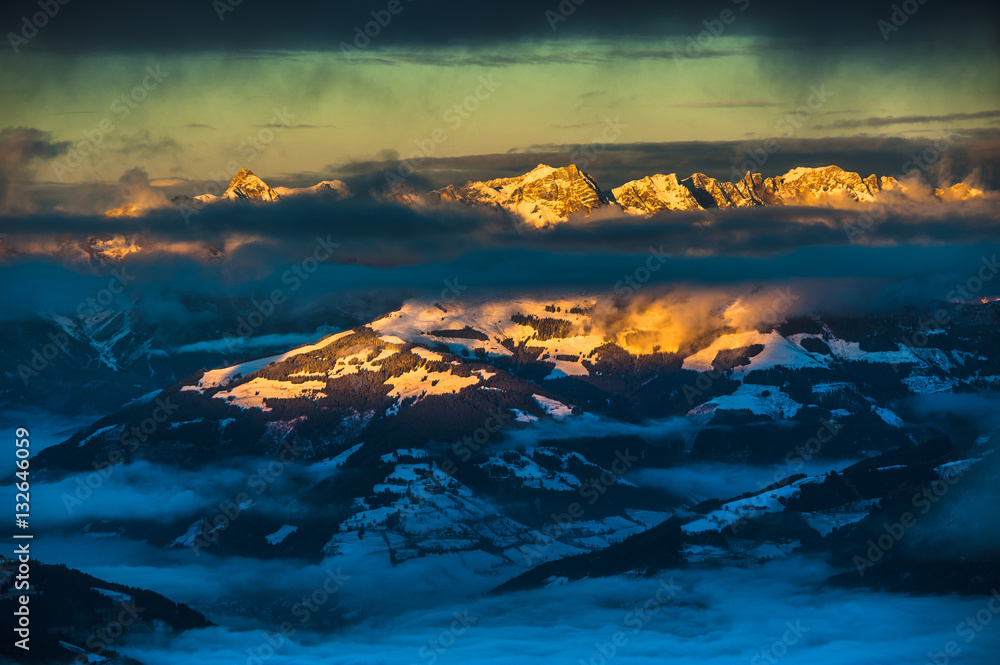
(223, 169, 279, 202)
(228, 168, 258, 188)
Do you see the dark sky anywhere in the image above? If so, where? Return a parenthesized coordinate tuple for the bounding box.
(1, 0, 998, 207)
(2, 0, 997, 53)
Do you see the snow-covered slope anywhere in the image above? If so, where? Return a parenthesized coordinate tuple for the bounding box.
(31, 296, 1000, 606)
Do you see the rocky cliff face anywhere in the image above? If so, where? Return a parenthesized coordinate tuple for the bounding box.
(433, 164, 608, 227)
(611, 174, 702, 214)
(612, 166, 914, 215)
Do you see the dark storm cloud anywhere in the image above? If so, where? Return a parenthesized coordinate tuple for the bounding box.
(0, 195, 997, 255)
(818, 110, 1000, 131)
(329, 132, 1000, 191)
(335, 45, 782, 68)
(1, 0, 997, 54)
(1, 201, 998, 410)
(1, 196, 1000, 293)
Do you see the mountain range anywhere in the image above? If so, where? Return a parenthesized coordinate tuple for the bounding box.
(5, 162, 999, 663)
(104, 164, 987, 228)
(427, 163, 986, 226)
(0, 164, 979, 266)
(31, 295, 1000, 630)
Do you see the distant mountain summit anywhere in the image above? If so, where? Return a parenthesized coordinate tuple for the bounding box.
(220, 167, 280, 202)
(611, 173, 702, 213)
(273, 179, 352, 199)
(103, 168, 351, 218)
(191, 169, 351, 206)
(432, 164, 608, 226)
(935, 181, 986, 202)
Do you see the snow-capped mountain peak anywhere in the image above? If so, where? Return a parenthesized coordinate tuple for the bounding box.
(222, 168, 280, 202)
(611, 173, 702, 214)
(272, 179, 352, 199)
(432, 163, 608, 227)
(105, 169, 353, 216)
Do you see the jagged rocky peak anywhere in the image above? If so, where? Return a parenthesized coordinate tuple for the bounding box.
(435, 163, 990, 224)
(681, 172, 761, 209)
(492, 163, 607, 221)
(223, 168, 279, 202)
(433, 163, 608, 227)
(614, 171, 771, 211)
(732, 171, 772, 206)
(612, 174, 702, 214)
(677, 166, 928, 210)
(771, 165, 880, 204)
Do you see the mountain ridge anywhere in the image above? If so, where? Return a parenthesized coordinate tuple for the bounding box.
(103, 164, 989, 226)
(426, 163, 988, 225)
(29, 295, 1000, 615)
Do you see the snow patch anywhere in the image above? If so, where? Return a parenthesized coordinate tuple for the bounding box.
(214, 378, 326, 411)
(533, 394, 575, 419)
(688, 383, 801, 420)
(265, 524, 299, 545)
